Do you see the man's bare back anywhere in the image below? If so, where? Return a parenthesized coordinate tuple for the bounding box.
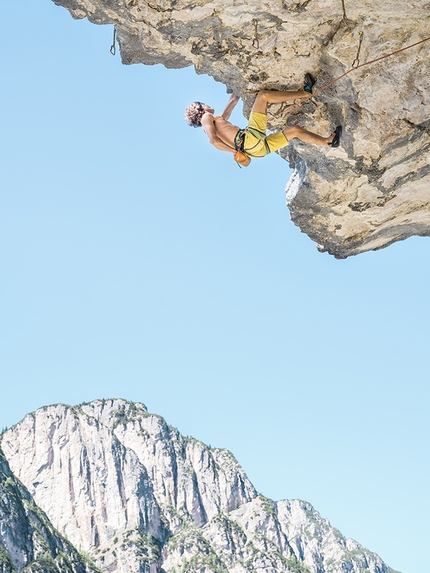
(195, 95, 242, 153)
(204, 116, 239, 150)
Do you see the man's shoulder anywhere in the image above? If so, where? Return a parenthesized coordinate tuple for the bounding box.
(201, 112, 215, 124)
(213, 115, 229, 122)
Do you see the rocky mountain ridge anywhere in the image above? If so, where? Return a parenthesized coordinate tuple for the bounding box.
(0, 445, 99, 573)
(50, 0, 430, 258)
(1, 399, 399, 573)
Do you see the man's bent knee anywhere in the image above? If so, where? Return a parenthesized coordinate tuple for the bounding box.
(252, 90, 271, 114)
(283, 126, 301, 140)
(256, 90, 272, 102)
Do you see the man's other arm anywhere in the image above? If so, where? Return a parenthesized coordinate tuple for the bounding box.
(221, 94, 240, 121)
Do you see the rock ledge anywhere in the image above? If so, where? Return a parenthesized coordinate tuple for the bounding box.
(54, 0, 430, 257)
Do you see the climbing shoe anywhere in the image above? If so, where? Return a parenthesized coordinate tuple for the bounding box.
(328, 126, 342, 148)
(304, 73, 316, 94)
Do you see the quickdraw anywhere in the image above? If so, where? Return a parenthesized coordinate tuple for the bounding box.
(341, 0, 348, 22)
(252, 19, 260, 50)
(352, 32, 364, 68)
(110, 26, 117, 56)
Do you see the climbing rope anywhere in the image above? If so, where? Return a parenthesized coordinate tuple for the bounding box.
(271, 33, 430, 120)
(110, 26, 117, 56)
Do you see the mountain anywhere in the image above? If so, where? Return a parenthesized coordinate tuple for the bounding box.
(1, 399, 398, 573)
(0, 444, 99, 573)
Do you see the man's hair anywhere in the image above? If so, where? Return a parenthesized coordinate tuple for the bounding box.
(184, 102, 206, 128)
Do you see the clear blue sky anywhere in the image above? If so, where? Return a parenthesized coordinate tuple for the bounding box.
(1, 2, 429, 572)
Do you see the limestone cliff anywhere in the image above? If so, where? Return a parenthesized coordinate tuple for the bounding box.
(50, 0, 430, 257)
(0, 445, 99, 573)
(1, 399, 399, 573)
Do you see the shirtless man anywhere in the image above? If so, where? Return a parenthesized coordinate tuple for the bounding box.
(184, 77, 341, 164)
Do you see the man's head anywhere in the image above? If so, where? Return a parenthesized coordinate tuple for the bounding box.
(184, 102, 212, 127)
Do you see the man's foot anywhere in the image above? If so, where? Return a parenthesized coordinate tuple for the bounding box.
(328, 126, 342, 147)
(304, 73, 316, 94)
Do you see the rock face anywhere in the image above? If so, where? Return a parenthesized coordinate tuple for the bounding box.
(1, 399, 399, 573)
(51, 0, 430, 257)
(0, 445, 99, 573)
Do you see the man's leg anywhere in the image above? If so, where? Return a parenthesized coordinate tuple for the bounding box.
(251, 89, 310, 115)
(283, 125, 336, 146)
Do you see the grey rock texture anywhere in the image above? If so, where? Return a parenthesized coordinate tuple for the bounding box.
(1, 399, 399, 573)
(50, 0, 430, 257)
(0, 445, 99, 573)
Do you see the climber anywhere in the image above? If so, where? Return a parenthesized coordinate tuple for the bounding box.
(184, 74, 342, 166)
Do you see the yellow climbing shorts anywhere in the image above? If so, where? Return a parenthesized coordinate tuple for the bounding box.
(243, 112, 288, 157)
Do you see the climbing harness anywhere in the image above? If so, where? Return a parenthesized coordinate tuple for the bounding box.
(234, 129, 251, 167)
(235, 127, 271, 155)
(252, 19, 260, 50)
(110, 26, 117, 56)
(233, 126, 271, 167)
(271, 33, 430, 120)
(234, 129, 247, 152)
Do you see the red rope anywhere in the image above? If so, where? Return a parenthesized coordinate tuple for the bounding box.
(271, 34, 430, 120)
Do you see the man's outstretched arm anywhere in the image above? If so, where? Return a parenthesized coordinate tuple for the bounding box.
(221, 94, 240, 121)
